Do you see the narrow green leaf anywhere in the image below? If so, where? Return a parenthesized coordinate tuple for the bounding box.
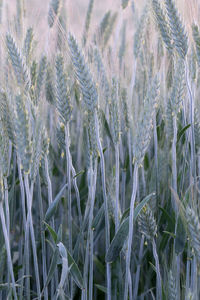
(106, 218, 129, 263)
(121, 207, 130, 223)
(92, 204, 104, 229)
(44, 247, 59, 289)
(175, 215, 186, 254)
(67, 249, 84, 289)
(99, 108, 114, 148)
(73, 170, 85, 179)
(95, 284, 107, 294)
(44, 221, 58, 243)
(45, 184, 67, 222)
(177, 124, 191, 144)
(106, 193, 155, 262)
(163, 231, 176, 239)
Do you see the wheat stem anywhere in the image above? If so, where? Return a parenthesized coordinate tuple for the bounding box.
(124, 163, 138, 300)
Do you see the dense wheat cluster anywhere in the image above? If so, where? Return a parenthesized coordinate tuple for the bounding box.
(0, 0, 200, 299)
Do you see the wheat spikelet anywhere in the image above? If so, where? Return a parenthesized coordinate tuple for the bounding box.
(30, 119, 44, 182)
(6, 33, 30, 90)
(109, 77, 120, 145)
(93, 47, 110, 103)
(99, 11, 111, 38)
(151, 0, 173, 53)
(87, 111, 98, 158)
(119, 20, 127, 68)
(186, 207, 200, 262)
(103, 12, 118, 47)
(0, 122, 9, 177)
(0, 0, 3, 24)
(55, 54, 72, 124)
(192, 24, 200, 67)
(14, 94, 32, 173)
(165, 0, 188, 58)
(194, 108, 200, 151)
(133, 76, 159, 164)
(165, 99, 173, 141)
(122, 0, 129, 9)
(56, 122, 65, 151)
(134, 4, 149, 58)
(121, 88, 130, 131)
(138, 204, 157, 240)
(82, 0, 94, 46)
(45, 65, 55, 105)
(68, 33, 98, 112)
(168, 270, 177, 300)
(23, 27, 34, 65)
(48, 0, 61, 28)
(170, 58, 185, 114)
(35, 56, 47, 103)
(0, 91, 15, 144)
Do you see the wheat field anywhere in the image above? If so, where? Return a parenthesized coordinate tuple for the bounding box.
(0, 0, 200, 299)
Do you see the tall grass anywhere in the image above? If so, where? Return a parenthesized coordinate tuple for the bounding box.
(0, 0, 200, 299)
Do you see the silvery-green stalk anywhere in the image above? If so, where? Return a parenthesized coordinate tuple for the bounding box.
(0, 193, 17, 300)
(68, 32, 111, 299)
(124, 76, 159, 300)
(138, 205, 162, 300)
(110, 78, 120, 232)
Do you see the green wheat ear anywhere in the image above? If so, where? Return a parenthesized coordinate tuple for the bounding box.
(14, 94, 32, 173)
(45, 65, 56, 105)
(23, 27, 34, 65)
(99, 10, 111, 38)
(138, 205, 157, 240)
(48, 0, 61, 28)
(103, 12, 118, 47)
(122, 0, 129, 9)
(55, 54, 72, 124)
(134, 4, 149, 58)
(151, 0, 173, 53)
(133, 76, 159, 165)
(192, 24, 200, 67)
(6, 33, 30, 91)
(165, 0, 188, 58)
(30, 117, 44, 182)
(168, 270, 177, 300)
(67, 32, 98, 112)
(194, 108, 200, 152)
(109, 77, 120, 145)
(82, 0, 94, 46)
(186, 207, 200, 262)
(170, 58, 185, 114)
(0, 91, 15, 144)
(0, 122, 9, 178)
(93, 47, 110, 104)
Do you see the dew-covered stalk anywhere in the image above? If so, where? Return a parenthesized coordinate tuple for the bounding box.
(65, 124, 72, 253)
(124, 163, 138, 300)
(115, 143, 120, 232)
(89, 158, 97, 300)
(152, 238, 162, 300)
(24, 173, 41, 300)
(133, 234, 145, 299)
(0, 201, 17, 300)
(95, 110, 111, 300)
(37, 175, 48, 300)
